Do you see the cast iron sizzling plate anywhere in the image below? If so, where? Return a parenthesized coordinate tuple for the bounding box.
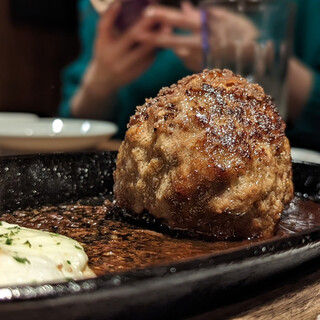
(0, 151, 319, 320)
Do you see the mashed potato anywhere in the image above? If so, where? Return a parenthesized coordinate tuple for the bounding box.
(0, 221, 95, 287)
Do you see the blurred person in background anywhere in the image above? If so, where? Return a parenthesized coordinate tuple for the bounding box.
(59, 0, 194, 138)
(59, 0, 320, 151)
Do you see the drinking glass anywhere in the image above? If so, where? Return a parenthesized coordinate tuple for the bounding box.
(200, 0, 295, 120)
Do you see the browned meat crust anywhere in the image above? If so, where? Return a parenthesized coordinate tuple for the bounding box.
(114, 69, 294, 240)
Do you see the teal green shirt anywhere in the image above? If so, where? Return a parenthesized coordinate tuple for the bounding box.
(59, 0, 320, 149)
(287, 0, 320, 151)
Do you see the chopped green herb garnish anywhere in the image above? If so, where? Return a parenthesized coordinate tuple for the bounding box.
(38, 244, 43, 247)
(10, 230, 19, 236)
(8, 226, 20, 230)
(49, 233, 59, 237)
(66, 260, 71, 265)
(0, 221, 2, 226)
(56, 242, 61, 245)
(13, 256, 31, 264)
(0, 232, 9, 237)
(75, 245, 82, 250)
(5, 238, 13, 245)
(24, 240, 32, 248)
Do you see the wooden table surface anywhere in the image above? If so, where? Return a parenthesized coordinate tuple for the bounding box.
(97, 138, 122, 151)
(0, 138, 123, 156)
(189, 262, 320, 320)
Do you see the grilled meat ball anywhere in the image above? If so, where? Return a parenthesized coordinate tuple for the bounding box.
(114, 69, 294, 240)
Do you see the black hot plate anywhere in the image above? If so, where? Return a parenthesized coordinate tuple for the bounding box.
(0, 151, 319, 320)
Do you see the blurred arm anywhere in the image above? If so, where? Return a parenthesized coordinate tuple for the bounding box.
(71, 1, 157, 120)
(287, 58, 313, 124)
(70, 62, 118, 120)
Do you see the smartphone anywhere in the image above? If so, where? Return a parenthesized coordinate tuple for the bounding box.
(115, 0, 157, 31)
(90, 0, 158, 31)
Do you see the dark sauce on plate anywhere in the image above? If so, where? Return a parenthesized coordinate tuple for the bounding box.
(1, 196, 319, 276)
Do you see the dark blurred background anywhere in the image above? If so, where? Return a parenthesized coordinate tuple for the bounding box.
(0, 0, 79, 117)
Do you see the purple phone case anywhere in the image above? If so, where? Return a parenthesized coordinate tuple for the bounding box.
(116, 0, 157, 31)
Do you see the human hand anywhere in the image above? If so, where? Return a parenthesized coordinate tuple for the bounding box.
(90, 0, 113, 14)
(72, 1, 174, 120)
(204, 6, 258, 67)
(138, 1, 203, 72)
(84, 1, 159, 98)
(205, 7, 258, 44)
(136, 1, 258, 72)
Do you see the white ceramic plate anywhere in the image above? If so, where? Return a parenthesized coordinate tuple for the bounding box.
(291, 147, 320, 165)
(0, 118, 118, 153)
(0, 112, 39, 122)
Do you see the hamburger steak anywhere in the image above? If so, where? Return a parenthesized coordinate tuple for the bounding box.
(114, 69, 294, 240)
